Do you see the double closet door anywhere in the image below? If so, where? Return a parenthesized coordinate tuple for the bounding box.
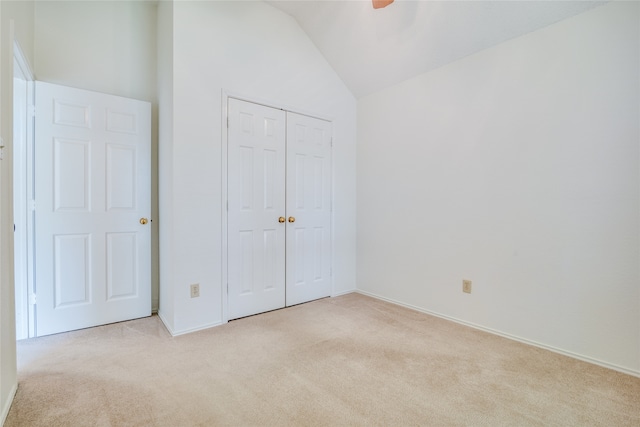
(227, 98, 332, 320)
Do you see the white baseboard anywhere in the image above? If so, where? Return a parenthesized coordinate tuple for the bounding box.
(332, 289, 357, 298)
(1, 383, 17, 426)
(356, 290, 640, 378)
(157, 311, 224, 337)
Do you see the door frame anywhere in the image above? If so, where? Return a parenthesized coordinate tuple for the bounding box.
(13, 40, 35, 340)
(220, 91, 336, 323)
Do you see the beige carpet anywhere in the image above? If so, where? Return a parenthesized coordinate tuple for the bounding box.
(5, 293, 640, 426)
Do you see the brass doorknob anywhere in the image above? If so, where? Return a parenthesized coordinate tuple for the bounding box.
(278, 217, 285, 223)
(140, 218, 149, 225)
(288, 216, 296, 223)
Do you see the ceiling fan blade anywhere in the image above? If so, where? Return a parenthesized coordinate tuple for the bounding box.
(372, 0, 394, 9)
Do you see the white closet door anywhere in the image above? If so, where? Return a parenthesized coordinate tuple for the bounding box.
(34, 81, 151, 336)
(285, 112, 332, 306)
(227, 98, 287, 320)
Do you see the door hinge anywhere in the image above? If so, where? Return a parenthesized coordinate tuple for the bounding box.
(227, 117, 229, 128)
(331, 137, 333, 147)
(226, 283, 229, 294)
(30, 293, 37, 305)
(29, 105, 36, 117)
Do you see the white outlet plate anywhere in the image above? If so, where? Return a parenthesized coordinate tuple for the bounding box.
(190, 283, 200, 298)
(462, 280, 472, 294)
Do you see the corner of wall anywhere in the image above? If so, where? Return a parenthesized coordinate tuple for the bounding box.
(0, 383, 17, 426)
(156, 0, 175, 332)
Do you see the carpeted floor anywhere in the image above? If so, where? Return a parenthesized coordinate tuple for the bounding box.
(5, 293, 640, 426)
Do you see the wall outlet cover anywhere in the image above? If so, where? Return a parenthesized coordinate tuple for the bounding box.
(190, 283, 200, 298)
(463, 280, 472, 294)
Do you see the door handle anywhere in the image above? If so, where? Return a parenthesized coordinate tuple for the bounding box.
(278, 217, 285, 223)
(288, 217, 296, 223)
(140, 218, 149, 225)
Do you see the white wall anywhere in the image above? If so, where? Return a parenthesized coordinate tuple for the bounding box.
(158, 1, 357, 334)
(0, 1, 34, 422)
(34, 1, 159, 311)
(157, 0, 174, 329)
(357, 2, 640, 374)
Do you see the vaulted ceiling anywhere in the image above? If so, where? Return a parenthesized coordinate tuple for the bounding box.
(267, 0, 605, 98)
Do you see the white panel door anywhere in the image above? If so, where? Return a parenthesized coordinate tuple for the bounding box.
(227, 98, 287, 320)
(35, 81, 151, 336)
(285, 112, 332, 306)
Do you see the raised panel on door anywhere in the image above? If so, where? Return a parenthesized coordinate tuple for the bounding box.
(227, 98, 286, 320)
(106, 232, 138, 300)
(285, 112, 332, 306)
(54, 234, 91, 308)
(35, 81, 151, 336)
(106, 144, 136, 210)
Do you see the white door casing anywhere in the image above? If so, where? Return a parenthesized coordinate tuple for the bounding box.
(285, 112, 332, 306)
(227, 98, 287, 320)
(227, 98, 332, 320)
(35, 82, 151, 336)
(13, 63, 30, 340)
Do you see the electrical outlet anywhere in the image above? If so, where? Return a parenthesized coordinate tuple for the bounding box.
(190, 283, 200, 298)
(462, 280, 472, 294)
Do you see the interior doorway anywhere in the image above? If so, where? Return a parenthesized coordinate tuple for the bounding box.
(13, 66, 152, 338)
